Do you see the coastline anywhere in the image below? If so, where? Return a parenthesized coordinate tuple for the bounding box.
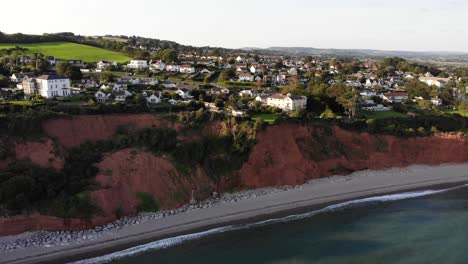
(2, 163, 468, 264)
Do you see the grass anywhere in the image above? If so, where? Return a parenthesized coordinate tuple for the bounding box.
(0, 42, 131, 63)
(251, 113, 280, 124)
(443, 109, 468, 117)
(364, 110, 408, 120)
(0, 100, 45, 106)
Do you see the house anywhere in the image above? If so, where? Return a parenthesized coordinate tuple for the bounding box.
(200, 68, 213, 74)
(239, 72, 254, 82)
(240, 89, 262, 97)
(419, 77, 450, 88)
(162, 80, 178, 89)
(250, 65, 257, 74)
(127, 60, 148, 69)
(168, 98, 178, 105)
(288, 67, 298, 76)
(61, 60, 84, 68)
(97, 60, 117, 70)
(143, 91, 162, 104)
(18, 56, 32, 64)
(229, 108, 246, 117)
(175, 88, 193, 100)
(431, 97, 443, 106)
(362, 104, 391, 112)
(166, 64, 180, 72)
(10, 72, 35, 83)
(112, 90, 132, 102)
(95, 90, 109, 103)
(360, 90, 377, 98)
(255, 94, 272, 104)
(149, 60, 166, 71)
(33, 75, 72, 98)
(266, 93, 307, 112)
(236, 56, 244, 63)
(22, 78, 39, 96)
(179, 65, 196, 74)
(210, 86, 230, 95)
(382, 92, 408, 103)
(45, 56, 56, 66)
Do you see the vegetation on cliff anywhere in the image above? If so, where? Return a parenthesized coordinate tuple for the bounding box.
(0, 111, 261, 219)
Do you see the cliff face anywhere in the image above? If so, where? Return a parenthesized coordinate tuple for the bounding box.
(1, 115, 467, 236)
(239, 124, 468, 187)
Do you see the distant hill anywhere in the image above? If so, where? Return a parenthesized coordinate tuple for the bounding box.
(0, 42, 131, 63)
(241, 46, 468, 58)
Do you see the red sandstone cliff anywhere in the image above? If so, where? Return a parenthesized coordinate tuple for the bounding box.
(1, 115, 467, 236)
(239, 124, 468, 187)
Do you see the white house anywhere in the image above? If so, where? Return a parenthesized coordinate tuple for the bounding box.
(250, 65, 257, 74)
(179, 65, 196, 74)
(166, 64, 180, 72)
(127, 60, 148, 69)
(97, 60, 117, 70)
(143, 91, 162, 104)
(266, 93, 307, 112)
(175, 88, 193, 100)
(236, 56, 245, 63)
(35, 75, 72, 98)
(382, 92, 408, 103)
(288, 67, 298, 76)
(149, 60, 166, 71)
(239, 72, 254, 82)
(419, 77, 450, 88)
(431, 97, 443, 106)
(95, 90, 109, 103)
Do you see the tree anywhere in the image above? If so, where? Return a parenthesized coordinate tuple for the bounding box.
(152, 49, 179, 63)
(133, 93, 147, 106)
(101, 72, 115, 83)
(218, 68, 235, 82)
(56, 62, 82, 80)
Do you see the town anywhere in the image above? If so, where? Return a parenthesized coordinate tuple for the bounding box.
(0, 35, 468, 126)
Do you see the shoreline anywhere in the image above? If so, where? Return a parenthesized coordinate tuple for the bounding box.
(2, 163, 468, 264)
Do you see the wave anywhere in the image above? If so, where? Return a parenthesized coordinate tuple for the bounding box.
(71, 184, 468, 264)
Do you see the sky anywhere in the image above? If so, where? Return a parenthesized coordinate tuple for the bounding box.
(1, 0, 467, 52)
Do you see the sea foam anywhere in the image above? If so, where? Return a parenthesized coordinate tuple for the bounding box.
(71, 184, 468, 264)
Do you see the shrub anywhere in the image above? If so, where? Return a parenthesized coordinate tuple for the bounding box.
(135, 192, 159, 213)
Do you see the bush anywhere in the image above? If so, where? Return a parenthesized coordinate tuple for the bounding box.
(135, 192, 159, 213)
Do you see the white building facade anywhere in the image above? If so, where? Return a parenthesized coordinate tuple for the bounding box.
(127, 60, 148, 69)
(36, 75, 71, 98)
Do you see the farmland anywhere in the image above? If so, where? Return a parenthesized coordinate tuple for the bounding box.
(0, 42, 131, 63)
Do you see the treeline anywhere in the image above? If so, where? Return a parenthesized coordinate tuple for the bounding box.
(341, 115, 468, 137)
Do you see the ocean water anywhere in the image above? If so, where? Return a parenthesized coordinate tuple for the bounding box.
(75, 184, 468, 264)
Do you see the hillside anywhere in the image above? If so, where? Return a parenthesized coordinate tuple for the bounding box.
(0, 42, 131, 63)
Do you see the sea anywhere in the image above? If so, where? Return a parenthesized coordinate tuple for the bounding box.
(73, 184, 468, 264)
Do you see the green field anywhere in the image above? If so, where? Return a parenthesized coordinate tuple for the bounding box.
(0, 42, 131, 63)
(364, 111, 408, 119)
(251, 113, 280, 124)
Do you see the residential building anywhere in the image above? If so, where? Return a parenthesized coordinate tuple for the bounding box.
(239, 72, 254, 82)
(266, 93, 308, 111)
(30, 75, 72, 98)
(382, 92, 408, 103)
(149, 60, 166, 71)
(143, 91, 162, 104)
(419, 77, 450, 88)
(166, 64, 180, 72)
(127, 60, 148, 69)
(179, 65, 196, 74)
(176, 88, 193, 100)
(97, 60, 117, 70)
